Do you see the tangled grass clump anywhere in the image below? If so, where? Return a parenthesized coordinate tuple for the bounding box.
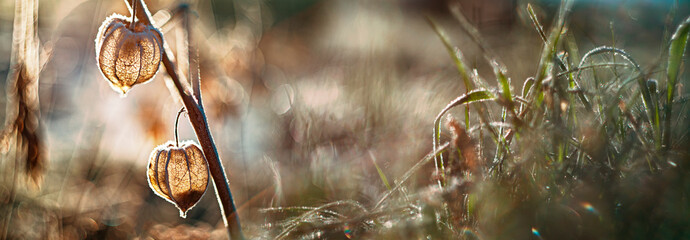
(262, 2, 690, 239)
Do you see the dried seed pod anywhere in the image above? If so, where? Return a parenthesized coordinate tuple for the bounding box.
(95, 14, 163, 95)
(147, 140, 209, 217)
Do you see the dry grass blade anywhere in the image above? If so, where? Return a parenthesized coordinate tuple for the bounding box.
(272, 200, 368, 239)
(577, 46, 642, 75)
(375, 142, 450, 210)
(260, 206, 347, 219)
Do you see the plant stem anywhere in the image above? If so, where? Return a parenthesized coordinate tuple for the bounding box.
(126, 0, 244, 239)
(129, 0, 136, 30)
(174, 107, 184, 147)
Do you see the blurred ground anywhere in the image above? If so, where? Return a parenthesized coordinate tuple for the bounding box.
(0, 0, 687, 239)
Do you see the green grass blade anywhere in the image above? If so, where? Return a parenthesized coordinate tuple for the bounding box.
(492, 61, 514, 164)
(527, 3, 547, 43)
(665, 16, 690, 151)
(369, 152, 392, 191)
(493, 61, 514, 110)
(427, 16, 475, 129)
(427, 16, 474, 92)
(532, 0, 573, 109)
(448, 4, 505, 69)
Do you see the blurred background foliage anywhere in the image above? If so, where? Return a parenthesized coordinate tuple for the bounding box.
(0, 0, 689, 239)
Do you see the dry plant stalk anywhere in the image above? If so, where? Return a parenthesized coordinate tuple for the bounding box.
(94, 0, 244, 239)
(2, 0, 44, 187)
(1, 0, 45, 238)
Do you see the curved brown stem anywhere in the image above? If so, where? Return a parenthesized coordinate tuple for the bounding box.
(126, 0, 244, 239)
(174, 107, 185, 147)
